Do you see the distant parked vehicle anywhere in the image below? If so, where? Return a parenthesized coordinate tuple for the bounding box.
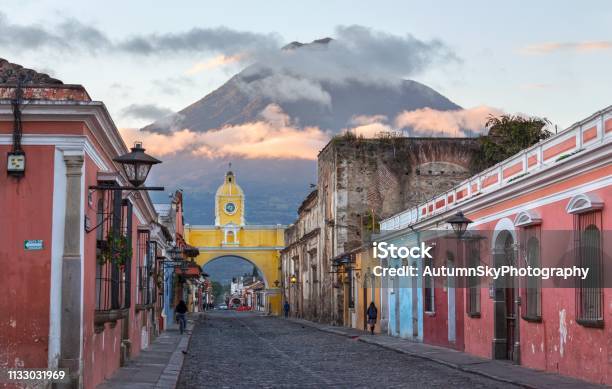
(218, 303, 228, 310)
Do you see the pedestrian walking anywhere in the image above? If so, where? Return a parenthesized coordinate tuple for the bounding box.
(175, 300, 188, 334)
(283, 301, 290, 318)
(366, 302, 377, 335)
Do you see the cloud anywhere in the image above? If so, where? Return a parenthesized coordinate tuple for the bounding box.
(236, 73, 332, 107)
(232, 26, 458, 106)
(193, 122, 329, 159)
(246, 25, 458, 85)
(186, 54, 245, 74)
(0, 13, 110, 52)
(117, 27, 280, 57)
(120, 104, 330, 160)
(140, 112, 186, 134)
(120, 127, 201, 157)
(349, 114, 388, 126)
(521, 41, 612, 54)
(152, 76, 193, 95)
(0, 14, 456, 89)
(394, 106, 503, 137)
(120, 104, 175, 122)
(0, 12, 280, 58)
(345, 114, 395, 137)
(258, 103, 291, 126)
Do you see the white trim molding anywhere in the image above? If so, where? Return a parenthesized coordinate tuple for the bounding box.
(491, 217, 517, 250)
(566, 193, 604, 215)
(513, 210, 542, 227)
(0, 134, 109, 171)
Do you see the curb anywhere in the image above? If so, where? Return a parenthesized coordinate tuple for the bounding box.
(354, 336, 525, 388)
(154, 319, 196, 389)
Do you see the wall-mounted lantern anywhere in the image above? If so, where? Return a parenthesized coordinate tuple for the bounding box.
(7, 78, 26, 178)
(290, 274, 297, 284)
(113, 142, 161, 187)
(446, 211, 473, 239)
(87, 142, 164, 234)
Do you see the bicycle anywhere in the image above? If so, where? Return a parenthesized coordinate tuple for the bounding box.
(176, 313, 187, 334)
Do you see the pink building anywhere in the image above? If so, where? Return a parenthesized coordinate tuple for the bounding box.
(1, 68, 166, 387)
(381, 105, 612, 385)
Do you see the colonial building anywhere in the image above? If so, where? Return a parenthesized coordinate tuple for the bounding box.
(282, 136, 480, 325)
(377, 105, 612, 385)
(185, 170, 285, 314)
(0, 61, 167, 387)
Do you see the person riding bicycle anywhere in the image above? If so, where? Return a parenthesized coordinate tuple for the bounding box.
(175, 300, 188, 334)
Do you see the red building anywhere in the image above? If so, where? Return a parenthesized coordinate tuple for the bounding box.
(381, 105, 612, 384)
(0, 63, 166, 387)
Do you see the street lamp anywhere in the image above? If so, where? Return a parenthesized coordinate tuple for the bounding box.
(113, 142, 161, 188)
(446, 211, 472, 239)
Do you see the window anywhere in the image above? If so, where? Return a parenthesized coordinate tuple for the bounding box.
(522, 233, 542, 321)
(137, 230, 151, 306)
(95, 189, 131, 312)
(515, 211, 543, 322)
(424, 257, 435, 313)
(348, 267, 355, 309)
(575, 211, 603, 327)
(466, 239, 481, 317)
(311, 263, 318, 284)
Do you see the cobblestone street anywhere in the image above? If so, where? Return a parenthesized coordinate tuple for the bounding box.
(177, 311, 517, 388)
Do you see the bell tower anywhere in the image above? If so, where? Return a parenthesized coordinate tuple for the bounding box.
(186, 164, 286, 315)
(215, 168, 245, 229)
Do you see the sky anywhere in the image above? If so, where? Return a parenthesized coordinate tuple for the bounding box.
(1, 0, 611, 132)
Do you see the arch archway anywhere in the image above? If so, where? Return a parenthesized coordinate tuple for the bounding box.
(192, 248, 282, 315)
(492, 227, 519, 363)
(202, 255, 269, 288)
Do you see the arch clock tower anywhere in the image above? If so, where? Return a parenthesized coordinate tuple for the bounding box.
(215, 170, 244, 238)
(185, 168, 285, 315)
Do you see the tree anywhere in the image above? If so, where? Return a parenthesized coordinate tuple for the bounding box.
(211, 281, 224, 301)
(251, 265, 260, 280)
(471, 115, 552, 172)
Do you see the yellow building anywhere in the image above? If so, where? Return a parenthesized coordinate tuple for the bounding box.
(185, 170, 285, 315)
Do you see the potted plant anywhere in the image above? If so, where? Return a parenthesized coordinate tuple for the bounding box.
(97, 229, 132, 267)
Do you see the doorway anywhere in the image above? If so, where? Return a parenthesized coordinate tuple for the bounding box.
(492, 230, 519, 362)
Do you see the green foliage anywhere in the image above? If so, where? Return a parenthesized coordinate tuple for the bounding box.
(362, 209, 380, 233)
(211, 281, 224, 300)
(507, 171, 530, 183)
(97, 229, 132, 266)
(331, 130, 361, 143)
(471, 115, 552, 172)
(555, 148, 584, 162)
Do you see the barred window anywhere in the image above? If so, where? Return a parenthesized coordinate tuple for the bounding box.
(575, 211, 603, 327)
(522, 233, 542, 321)
(137, 230, 151, 306)
(466, 239, 481, 317)
(95, 189, 130, 312)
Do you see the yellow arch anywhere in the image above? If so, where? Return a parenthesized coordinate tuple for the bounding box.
(185, 226, 284, 315)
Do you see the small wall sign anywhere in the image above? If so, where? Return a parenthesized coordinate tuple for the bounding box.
(24, 240, 44, 250)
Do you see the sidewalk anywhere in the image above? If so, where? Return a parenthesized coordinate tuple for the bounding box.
(284, 316, 604, 389)
(97, 317, 195, 389)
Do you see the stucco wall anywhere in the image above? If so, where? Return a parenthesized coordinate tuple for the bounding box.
(284, 137, 478, 325)
(0, 144, 55, 371)
(465, 181, 612, 384)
